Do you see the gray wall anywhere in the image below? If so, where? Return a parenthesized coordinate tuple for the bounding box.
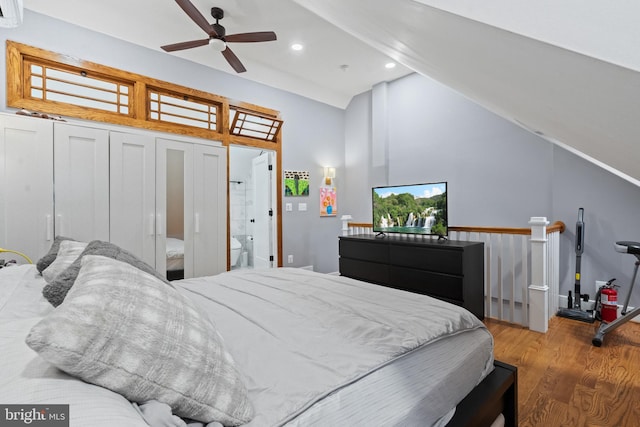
(552, 148, 640, 301)
(0, 10, 344, 273)
(343, 72, 640, 307)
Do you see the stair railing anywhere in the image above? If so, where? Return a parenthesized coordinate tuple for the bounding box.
(342, 218, 565, 332)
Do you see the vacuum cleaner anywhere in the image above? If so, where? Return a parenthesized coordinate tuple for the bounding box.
(557, 208, 595, 323)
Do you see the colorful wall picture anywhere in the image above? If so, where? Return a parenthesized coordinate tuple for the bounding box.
(284, 170, 310, 196)
(320, 186, 337, 217)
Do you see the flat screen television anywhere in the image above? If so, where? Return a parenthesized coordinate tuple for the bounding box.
(372, 182, 448, 237)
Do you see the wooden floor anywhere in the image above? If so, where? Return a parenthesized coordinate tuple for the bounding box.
(485, 316, 640, 427)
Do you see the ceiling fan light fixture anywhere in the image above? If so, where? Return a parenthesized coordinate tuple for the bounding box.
(209, 38, 226, 51)
(163, 2, 276, 73)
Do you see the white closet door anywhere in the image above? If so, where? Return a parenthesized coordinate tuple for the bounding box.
(193, 143, 227, 277)
(156, 138, 194, 278)
(109, 132, 156, 267)
(0, 114, 54, 262)
(54, 123, 109, 242)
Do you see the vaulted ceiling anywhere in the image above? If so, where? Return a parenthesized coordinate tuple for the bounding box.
(23, 0, 640, 185)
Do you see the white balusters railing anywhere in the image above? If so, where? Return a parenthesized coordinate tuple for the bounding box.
(345, 218, 565, 332)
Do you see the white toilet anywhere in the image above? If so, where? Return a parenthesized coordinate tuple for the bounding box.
(230, 237, 242, 267)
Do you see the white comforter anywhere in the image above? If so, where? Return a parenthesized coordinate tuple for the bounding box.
(0, 265, 493, 427)
(176, 268, 494, 426)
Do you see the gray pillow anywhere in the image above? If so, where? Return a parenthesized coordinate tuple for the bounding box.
(27, 255, 254, 425)
(42, 240, 170, 307)
(36, 236, 76, 273)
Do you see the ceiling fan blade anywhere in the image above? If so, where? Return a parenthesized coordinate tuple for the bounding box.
(221, 46, 247, 73)
(161, 38, 210, 52)
(175, 0, 218, 37)
(224, 31, 277, 43)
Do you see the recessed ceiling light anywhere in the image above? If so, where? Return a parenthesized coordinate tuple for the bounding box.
(291, 43, 304, 51)
(385, 62, 396, 69)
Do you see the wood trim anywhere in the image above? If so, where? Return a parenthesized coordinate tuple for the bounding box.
(226, 134, 283, 267)
(349, 221, 566, 236)
(5, 40, 281, 143)
(450, 221, 565, 236)
(348, 222, 374, 228)
(230, 99, 282, 119)
(276, 131, 283, 267)
(547, 221, 566, 234)
(229, 134, 278, 149)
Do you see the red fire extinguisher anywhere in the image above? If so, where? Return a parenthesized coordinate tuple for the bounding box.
(597, 278, 618, 323)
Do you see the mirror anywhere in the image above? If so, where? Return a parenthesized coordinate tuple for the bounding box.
(165, 149, 185, 280)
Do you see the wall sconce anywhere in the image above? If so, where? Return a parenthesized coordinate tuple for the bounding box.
(324, 167, 336, 185)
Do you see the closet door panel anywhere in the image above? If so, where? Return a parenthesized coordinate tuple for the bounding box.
(193, 144, 227, 277)
(54, 123, 109, 242)
(156, 138, 194, 278)
(0, 114, 54, 262)
(109, 132, 156, 267)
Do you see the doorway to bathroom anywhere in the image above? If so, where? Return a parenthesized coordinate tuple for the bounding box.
(229, 145, 278, 270)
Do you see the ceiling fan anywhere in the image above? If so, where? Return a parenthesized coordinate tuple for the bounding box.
(161, 0, 277, 73)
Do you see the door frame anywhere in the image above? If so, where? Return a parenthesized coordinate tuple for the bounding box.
(228, 140, 282, 270)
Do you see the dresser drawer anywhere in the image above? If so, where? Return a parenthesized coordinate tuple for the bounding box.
(389, 266, 463, 302)
(339, 239, 388, 263)
(339, 258, 389, 284)
(390, 244, 463, 276)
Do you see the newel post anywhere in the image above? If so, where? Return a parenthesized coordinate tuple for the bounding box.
(340, 215, 352, 236)
(529, 217, 550, 332)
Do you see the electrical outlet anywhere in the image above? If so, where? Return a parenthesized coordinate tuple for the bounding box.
(288, 255, 293, 264)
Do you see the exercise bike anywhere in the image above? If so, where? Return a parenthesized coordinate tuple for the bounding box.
(592, 241, 640, 347)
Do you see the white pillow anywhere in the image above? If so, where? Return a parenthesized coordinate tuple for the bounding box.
(1, 318, 148, 427)
(35, 235, 76, 273)
(26, 255, 254, 425)
(41, 240, 87, 283)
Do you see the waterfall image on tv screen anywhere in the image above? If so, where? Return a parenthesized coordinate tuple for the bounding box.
(372, 182, 448, 236)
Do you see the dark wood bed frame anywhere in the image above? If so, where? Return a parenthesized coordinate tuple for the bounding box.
(447, 360, 518, 427)
(166, 269, 184, 281)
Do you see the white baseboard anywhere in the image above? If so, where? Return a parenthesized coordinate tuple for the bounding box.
(558, 295, 640, 323)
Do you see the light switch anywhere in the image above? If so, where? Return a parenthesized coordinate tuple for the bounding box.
(285, 203, 293, 212)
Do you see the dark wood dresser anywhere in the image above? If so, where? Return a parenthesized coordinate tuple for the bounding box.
(339, 234, 485, 320)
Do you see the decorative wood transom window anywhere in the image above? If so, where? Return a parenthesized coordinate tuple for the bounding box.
(6, 40, 282, 143)
(27, 61, 133, 116)
(230, 107, 282, 142)
(148, 88, 219, 131)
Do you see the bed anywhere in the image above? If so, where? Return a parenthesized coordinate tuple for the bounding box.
(0, 238, 517, 427)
